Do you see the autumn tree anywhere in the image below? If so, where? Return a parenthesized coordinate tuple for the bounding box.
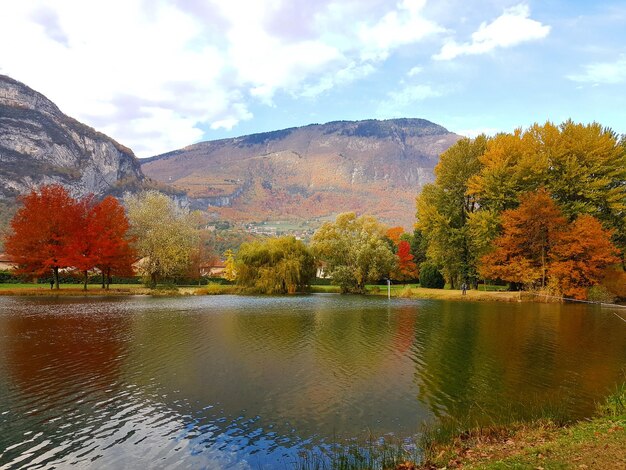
(66, 195, 100, 290)
(468, 121, 626, 258)
(236, 236, 316, 294)
(385, 227, 418, 280)
(125, 191, 199, 287)
(549, 215, 619, 299)
(479, 189, 566, 288)
(223, 249, 237, 281)
(90, 196, 136, 289)
(311, 212, 395, 293)
(386, 226, 404, 246)
(4, 185, 82, 289)
(395, 240, 418, 280)
(184, 231, 217, 283)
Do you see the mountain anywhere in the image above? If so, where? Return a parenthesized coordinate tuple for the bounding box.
(141, 119, 461, 229)
(0, 74, 146, 200)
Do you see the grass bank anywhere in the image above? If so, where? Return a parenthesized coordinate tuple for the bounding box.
(366, 285, 528, 302)
(294, 383, 625, 469)
(418, 382, 626, 469)
(0, 283, 149, 296)
(0, 283, 241, 296)
(0, 282, 570, 303)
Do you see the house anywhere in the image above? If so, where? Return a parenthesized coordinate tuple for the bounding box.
(0, 253, 16, 271)
(200, 260, 226, 277)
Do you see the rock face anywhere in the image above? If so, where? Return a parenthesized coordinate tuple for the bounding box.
(142, 119, 461, 228)
(0, 74, 145, 200)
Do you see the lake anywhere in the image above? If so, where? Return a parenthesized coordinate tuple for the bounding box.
(0, 294, 625, 468)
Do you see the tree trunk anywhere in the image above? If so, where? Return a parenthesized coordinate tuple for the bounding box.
(54, 267, 60, 290)
(83, 271, 88, 290)
(150, 272, 157, 289)
(106, 268, 111, 290)
(102, 270, 106, 289)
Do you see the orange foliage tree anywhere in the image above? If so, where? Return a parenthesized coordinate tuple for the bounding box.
(479, 189, 566, 288)
(386, 226, 404, 246)
(549, 215, 619, 299)
(4, 185, 82, 288)
(480, 189, 620, 299)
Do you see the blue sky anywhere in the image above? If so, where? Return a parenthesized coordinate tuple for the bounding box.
(1, 0, 624, 157)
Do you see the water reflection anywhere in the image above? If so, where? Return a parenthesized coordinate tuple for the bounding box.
(411, 301, 626, 422)
(0, 295, 625, 468)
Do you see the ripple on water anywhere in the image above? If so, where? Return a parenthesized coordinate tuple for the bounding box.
(0, 295, 625, 468)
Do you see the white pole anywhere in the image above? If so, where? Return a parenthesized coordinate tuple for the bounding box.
(387, 279, 391, 300)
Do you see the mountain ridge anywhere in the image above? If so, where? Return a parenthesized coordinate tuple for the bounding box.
(0, 74, 145, 200)
(141, 118, 461, 229)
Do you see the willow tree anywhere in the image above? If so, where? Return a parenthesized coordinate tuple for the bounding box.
(125, 191, 199, 287)
(236, 236, 315, 294)
(311, 212, 395, 293)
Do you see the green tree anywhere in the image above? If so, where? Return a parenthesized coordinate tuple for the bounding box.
(236, 236, 315, 294)
(125, 191, 199, 287)
(416, 135, 488, 287)
(311, 212, 395, 293)
(419, 262, 445, 289)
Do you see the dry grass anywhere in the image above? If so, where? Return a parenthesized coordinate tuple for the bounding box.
(374, 286, 526, 303)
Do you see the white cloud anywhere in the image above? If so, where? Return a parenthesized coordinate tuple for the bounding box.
(567, 55, 626, 84)
(407, 66, 423, 77)
(358, 0, 445, 61)
(378, 83, 442, 117)
(433, 4, 550, 61)
(0, 0, 449, 157)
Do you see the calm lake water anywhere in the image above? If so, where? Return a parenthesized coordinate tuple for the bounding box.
(0, 294, 625, 468)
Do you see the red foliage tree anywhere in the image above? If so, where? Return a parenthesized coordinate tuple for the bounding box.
(5, 187, 136, 290)
(396, 240, 418, 280)
(66, 195, 101, 290)
(4, 185, 81, 288)
(89, 196, 136, 289)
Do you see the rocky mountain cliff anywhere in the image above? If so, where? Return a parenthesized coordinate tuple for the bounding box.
(0, 74, 145, 200)
(142, 119, 461, 228)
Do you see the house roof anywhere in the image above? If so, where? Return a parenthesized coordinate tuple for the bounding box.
(200, 260, 226, 269)
(0, 253, 16, 263)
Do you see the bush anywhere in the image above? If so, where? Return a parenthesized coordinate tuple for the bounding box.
(0, 270, 22, 283)
(419, 262, 445, 289)
(587, 285, 617, 303)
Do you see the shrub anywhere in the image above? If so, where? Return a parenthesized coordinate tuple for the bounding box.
(419, 262, 445, 289)
(587, 285, 617, 303)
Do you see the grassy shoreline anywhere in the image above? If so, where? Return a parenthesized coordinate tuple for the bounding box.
(416, 383, 626, 469)
(294, 384, 626, 469)
(0, 282, 541, 302)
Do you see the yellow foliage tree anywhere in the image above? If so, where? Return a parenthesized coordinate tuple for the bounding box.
(125, 191, 199, 287)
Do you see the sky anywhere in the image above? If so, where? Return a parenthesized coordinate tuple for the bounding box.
(1, 0, 625, 158)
